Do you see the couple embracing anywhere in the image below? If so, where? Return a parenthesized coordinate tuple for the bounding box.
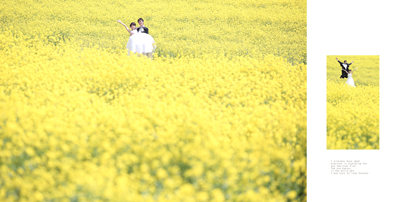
(337, 58, 357, 87)
(117, 18, 156, 57)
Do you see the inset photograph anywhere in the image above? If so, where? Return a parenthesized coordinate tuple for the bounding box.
(327, 55, 379, 149)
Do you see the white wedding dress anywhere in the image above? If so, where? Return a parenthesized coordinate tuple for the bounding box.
(126, 30, 156, 55)
(346, 73, 356, 87)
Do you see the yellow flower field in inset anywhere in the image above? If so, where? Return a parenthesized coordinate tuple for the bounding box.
(1, 0, 306, 201)
(327, 56, 379, 149)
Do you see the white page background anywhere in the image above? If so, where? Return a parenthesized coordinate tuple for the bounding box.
(308, 0, 400, 201)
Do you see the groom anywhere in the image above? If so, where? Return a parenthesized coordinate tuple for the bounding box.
(136, 18, 149, 34)
(337, 58, 354, 79)
(136, 18, 152, 58)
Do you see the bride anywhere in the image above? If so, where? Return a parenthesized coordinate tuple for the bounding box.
(344, 68, 358, 87)
(117, 20, 156, 57)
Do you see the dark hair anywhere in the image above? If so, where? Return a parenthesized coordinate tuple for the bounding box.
(129, 22, 136, 27)
(344, 60, 347, 62)
(138, 18, 144, 22)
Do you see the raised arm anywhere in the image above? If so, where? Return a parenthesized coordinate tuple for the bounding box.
(117, 20, 132, 35)
(348, 61, 354, 65)
(336, 58, 342, 64)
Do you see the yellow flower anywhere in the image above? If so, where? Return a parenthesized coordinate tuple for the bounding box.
(287, 190, 297, 200)
(33, 192, 44, 201)
(25, 147, 35, 157)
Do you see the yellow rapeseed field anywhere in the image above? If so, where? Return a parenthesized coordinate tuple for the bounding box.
(327, 56, 379, 150)
(1, 0, 306, 201)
